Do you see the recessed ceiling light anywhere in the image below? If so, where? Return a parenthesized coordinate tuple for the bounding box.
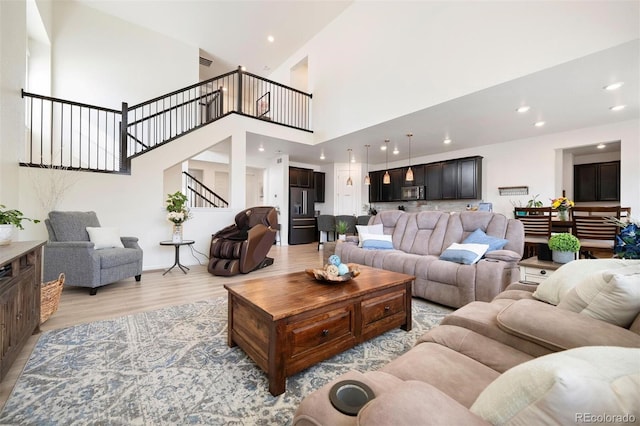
(240, 66, 247, 71)
(258, 145, 264, 152)
(320, 153, 325, 160)
(267, 35, 275, 43)
(380, 145, 387, 151)
(534, 121, 545, 127)
(597, 143, 606, 149)
(222, 87, 228, 92)
(393, 147, 399, 155)
(604, 82, 624, 91)
(610, 105, 626, 111)
(516, 106, 530, 113)
(443, 138, 452, 144)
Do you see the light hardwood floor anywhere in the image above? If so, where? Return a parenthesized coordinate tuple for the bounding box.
(0, 243, 326, 410)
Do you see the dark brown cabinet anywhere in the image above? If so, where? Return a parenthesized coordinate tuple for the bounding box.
(314, 172, 325, 203)
(574, 161, 620, 202)
(425, 163, 443, 200)
(380, 169, 404, 201)
(0, 241, 44, 381)
(368, 171, 382, 202)
(289, 167, 313, 188)
(368, 156, 482, 202)
(458, 157, 482, 199)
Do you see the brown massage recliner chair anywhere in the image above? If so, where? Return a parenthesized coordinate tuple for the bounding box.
(208, 206, 278, 276)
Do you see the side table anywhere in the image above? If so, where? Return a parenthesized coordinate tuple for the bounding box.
(160, 240, 195, 275)
(518, 256, 562, 284)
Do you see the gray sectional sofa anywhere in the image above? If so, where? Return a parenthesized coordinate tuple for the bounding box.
(336, 210, 525, 308)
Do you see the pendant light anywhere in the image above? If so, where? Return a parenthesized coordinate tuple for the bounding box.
(383, 139, 391, 185)
(364, 144, 371, 185)
(346, 148, 353, 186)
(405, 133, 414, 182)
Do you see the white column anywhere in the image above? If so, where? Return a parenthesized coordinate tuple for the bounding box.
(229, 130, 246, 209)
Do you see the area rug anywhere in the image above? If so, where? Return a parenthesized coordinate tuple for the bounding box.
(0, 297, 451, 425)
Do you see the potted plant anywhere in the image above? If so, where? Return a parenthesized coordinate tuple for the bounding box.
(548, 232, 580, 264)
(526, 194, 543, 208)
(335, 220, 349, 241)
(0, 204, 40, 246)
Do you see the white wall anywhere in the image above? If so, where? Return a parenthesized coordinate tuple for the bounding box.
(0, 0, 27, 207)
(50, 1, 198, 107)
(271, 1, 639, 143)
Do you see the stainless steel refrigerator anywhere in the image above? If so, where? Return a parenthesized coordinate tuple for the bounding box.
(289, 187, 316, 245)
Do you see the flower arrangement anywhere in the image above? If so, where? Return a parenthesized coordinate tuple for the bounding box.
(551, 196, 574, 211)
(548, 233, 581, 253)
(607, 216, 640, 259)
(165, 191, 191, 224)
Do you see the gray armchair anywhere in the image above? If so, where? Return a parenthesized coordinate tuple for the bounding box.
(43, 211, 143, 295)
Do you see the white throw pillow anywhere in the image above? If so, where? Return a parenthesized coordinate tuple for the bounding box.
(532, 259, 634, 305)
(470, 346, 640, 425)
(557, 264, 640, 327)
(86, 227, 124, 250)
(439, 243, 489, 265)
(356, 223, 383, 247)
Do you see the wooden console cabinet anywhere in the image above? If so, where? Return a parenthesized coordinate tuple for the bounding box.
(0, 241, 45, 381)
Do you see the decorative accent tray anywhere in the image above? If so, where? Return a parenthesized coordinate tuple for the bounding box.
(305, 263, 361, 282)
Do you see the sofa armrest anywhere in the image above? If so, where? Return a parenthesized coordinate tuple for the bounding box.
(497, 299, 640, 351)
(43, 241, 100, 284)
(504, 282, 538, 292)
(120, 236, 140, 249)
(484, 249, 521, 263)
(357, 380, 490, 426)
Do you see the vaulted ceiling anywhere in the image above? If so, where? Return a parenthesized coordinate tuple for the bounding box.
(74, 1, 638, 166)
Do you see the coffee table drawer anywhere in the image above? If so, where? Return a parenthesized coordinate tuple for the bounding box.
(362, 290, 406, 327)
(289, 305, 355, 358)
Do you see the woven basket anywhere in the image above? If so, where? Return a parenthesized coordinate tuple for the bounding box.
(41, 273, 65, 324)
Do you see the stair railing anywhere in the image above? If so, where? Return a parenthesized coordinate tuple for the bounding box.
(183, 171, 228, 208)
(21, 90, 127, 173)
(22, 67, 313, 174)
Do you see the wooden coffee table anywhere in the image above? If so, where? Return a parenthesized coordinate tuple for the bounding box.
(224, 265, 414, 396)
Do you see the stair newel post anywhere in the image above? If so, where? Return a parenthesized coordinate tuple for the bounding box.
(120, 102, 131, 173)
(236, 66, 243, 114)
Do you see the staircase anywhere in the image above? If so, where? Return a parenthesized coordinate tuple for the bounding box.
(21, 67, 313, 176)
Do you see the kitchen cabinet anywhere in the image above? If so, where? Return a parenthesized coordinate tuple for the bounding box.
(574, 161, 620, 202)
(380, 169, 403, 201)
(313, 172, 325, 203)
(425, 163, 443, 200)
(441, 161, 459, 199)
(405, 164, 425, 186)
(439, 157, 482, 200)
(458, 157, 481, 199)
(368, 171, 382, 203)
(369, 156, 482, 202)
(289, 167, 313, 188)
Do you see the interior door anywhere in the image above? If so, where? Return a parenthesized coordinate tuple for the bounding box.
(336, 168, 357, 215)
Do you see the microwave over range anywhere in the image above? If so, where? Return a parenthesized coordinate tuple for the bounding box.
(401, 185, 425, 200)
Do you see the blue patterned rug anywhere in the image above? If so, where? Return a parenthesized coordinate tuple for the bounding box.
(0, 297, 451, 425)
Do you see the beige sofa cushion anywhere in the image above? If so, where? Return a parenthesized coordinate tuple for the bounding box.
(470, 346, 640, 425)
(532, 259, 634, 305)
(558, 264, 640, 327)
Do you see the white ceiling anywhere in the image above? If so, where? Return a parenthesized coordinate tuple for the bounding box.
(74, 1, 638, 167)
